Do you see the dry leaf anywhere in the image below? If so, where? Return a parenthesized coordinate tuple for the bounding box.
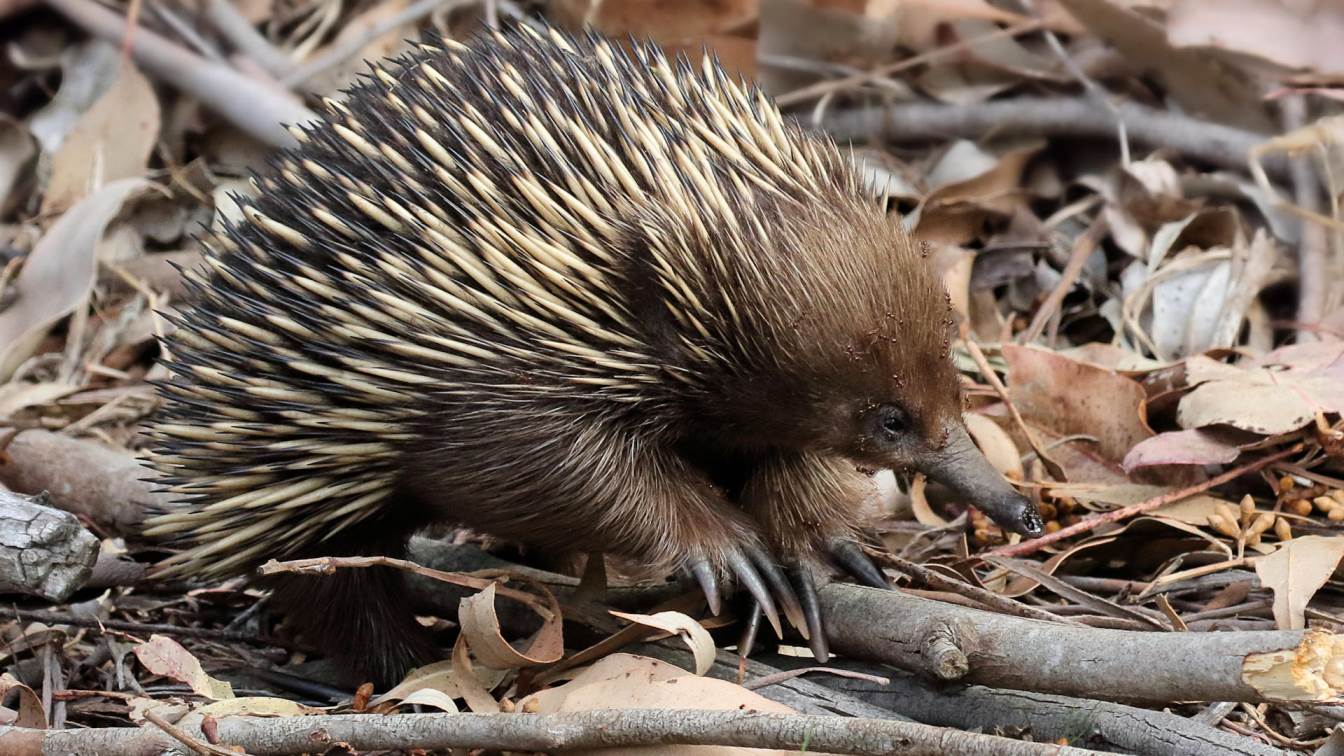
(1003, 344, 1153, 465)
(609, 610, 716, 676)
(1055, 0, 1273, 132)
(0, 115, 35, 214)
(132, 635, 234, 701)
(195, 697, 310, 717)
(41, 59, 159, 214)
(0, 178, 159, 380)
(518, 653, 799, 756)
(458, 582, 563, 669)
(1255, 535, 1344, 629)
(1122, 428, 1243, 471)
(0, 673, 45, 728)
(1167, 0, 1344, 76)
(1178, 343, 1344, 436)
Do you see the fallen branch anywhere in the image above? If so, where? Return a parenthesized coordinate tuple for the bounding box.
(815, 96, 1284, 179)
(0, 709, 1107, 755)
(0, 429, 166, 536)
(818, 582, 1344, 705)
(0, 490, 99, 601)
(761, 654, 1283, 756)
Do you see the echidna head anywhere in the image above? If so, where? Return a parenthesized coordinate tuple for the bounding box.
(672, 188, 1043, 537)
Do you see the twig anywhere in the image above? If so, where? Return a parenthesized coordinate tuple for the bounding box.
(879, 553, 1082, 626)
(774, 20, 1044, 107)
(203, 0, 294, 78)
(1020, 216, 1107, 344)
(818, 582, 1344, 705)
(42, 0, 315, 148)
(816, 96, 1281, 179)
(744, 666, 891, 691)
(985, 443, 1306, 558)
(0, 608, 301, 650)
(962, 338, 1066, 480)
(143, 709, 233, 756)
(2, 709, 1108, 755)
(1279, 96, 1332, 343)
(280, 0, 478, 89)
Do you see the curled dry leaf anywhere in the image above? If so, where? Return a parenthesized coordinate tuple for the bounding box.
(458, 581, 564, 670)
(1255, 535, 1344, 630)
(132, 635, 233, 701)
(0, 672, 45, 728)
(609, 610, 716, 676)
(1178, 342, 1344, 436)
(0, 178, 159, 380)
(964, 412, 1024, 480)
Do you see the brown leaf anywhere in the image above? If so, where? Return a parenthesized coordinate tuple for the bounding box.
(1167, 0, 1344, 77)
(41, 60, 159, 214)
(1122, 428, 1243, 472)
(132, 635, 233, 700)
(458, 582, 564, 669)
(1003, 344, 1153, 465)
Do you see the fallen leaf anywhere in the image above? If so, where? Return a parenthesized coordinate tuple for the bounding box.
(1178, 344, 1344, 436)
(1255, 535, 1344, 629)
(0, 673, 45, 728)
(0, 178, 159, 380)
(517, 653, 797, 756)
(609, 610, 716, 676)
(1167, 0, 1344, 77)
(1122, 428, 1243, 471)
(195, 697, 310, 717)
(458, 582, 563, 669)
(1003, 344, 1154, 464)
(41, 59, 159, 214)
(133, 635, 233, 700)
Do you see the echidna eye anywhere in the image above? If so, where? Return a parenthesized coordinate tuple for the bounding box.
(878, 405, 908, 439)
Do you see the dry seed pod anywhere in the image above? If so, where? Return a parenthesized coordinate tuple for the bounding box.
(1278, 475, 1296, 493)
(1331, 489, 1344, 506)
(1208, 512, 1241, 538)
(1329, 507, 1344, 522)
(1239, 495, 1256, 521)
(1275, 517, 1293, 540)
(1247, 512, 1276, 537)
(1315, 496, 1338, 514)
(1216, 501, 1241, 524)
(1289, 499, 1314, 517)
(1044, 520, 1062, 534)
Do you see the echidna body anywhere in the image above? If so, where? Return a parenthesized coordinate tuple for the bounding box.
(144, 24, 1041, 686)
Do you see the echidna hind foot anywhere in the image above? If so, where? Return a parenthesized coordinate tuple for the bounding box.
(262, 509, 438, 689)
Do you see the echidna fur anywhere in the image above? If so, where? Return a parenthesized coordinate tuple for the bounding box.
(142, 22, 1040, 686)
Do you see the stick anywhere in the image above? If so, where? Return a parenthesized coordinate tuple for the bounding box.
(985, 443, 1305, 558)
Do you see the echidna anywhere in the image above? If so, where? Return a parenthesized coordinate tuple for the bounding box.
(142, 22, 1043, 687)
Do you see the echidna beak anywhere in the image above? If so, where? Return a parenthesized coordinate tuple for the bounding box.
(916, 423, 1044, 538)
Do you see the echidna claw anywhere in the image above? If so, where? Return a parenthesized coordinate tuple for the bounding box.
(744, 545, 807, 641)
(688, 558, 721, 615)
(787, 563, 829, 663)
(726, 551, 782, 639)
(829, 539, 889, 589)
(737, 599, 763, 660)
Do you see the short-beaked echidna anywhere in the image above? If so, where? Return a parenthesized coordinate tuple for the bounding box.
(142, 23, 1043, 687)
